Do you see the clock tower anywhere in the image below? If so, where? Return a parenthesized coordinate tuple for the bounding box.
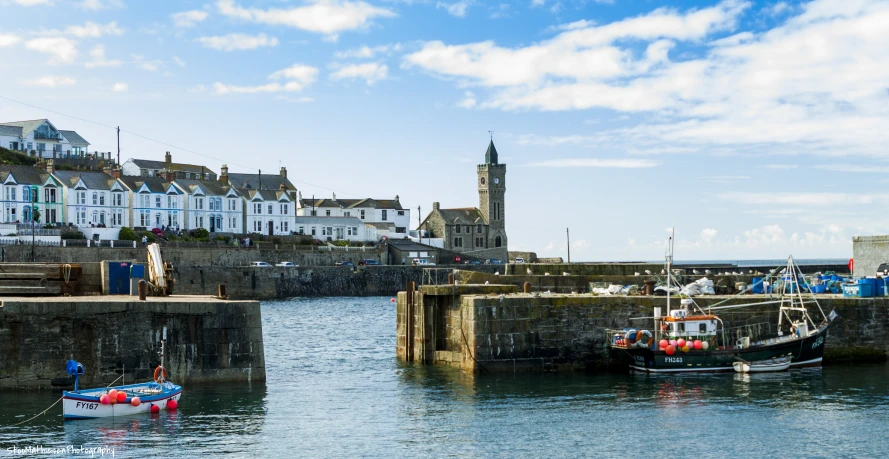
(478, 139, 507, 251)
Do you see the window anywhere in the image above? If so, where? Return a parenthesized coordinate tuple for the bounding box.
(196, 198, 204, 210)
(360, 210, 365, 219)
(207, 198, 214, 211)
(455, 225, 461, 234)
(495, 235, 502, 247)
(282, 221, 289, 233)
(347, 226, 353, 236)
(679, 323, 686, 333)
(344, 211, 350, 217)
(699, 323, 707, 333)
(326, 209, 331, 217)
(167, 195, 175, 209)
(140, 194, 150, 208)
(45, 188, 56, 203)
(90, 211, 98, 224)
(78, 191, 86, 205)
(254, 203, 262, 214)
(36, 143, 46, 152)
(155, 196, 162, 208)
(46, 208, 56, 223)
(311, 210, 317, 216)
(298, 226, 305, 235)
(140, 211, 150, 227)
(22, 186, 31, 203)
(268, 204, 273, 215)
(6, 187, 16, 201)
(99, 194, 105, 206)
(78, 210, 87, 225)
(454, 237, 462, 247)
(397, 211, 404, 216)
(311, 227, 316, 236)
(91, 192, 97, 205)
(113, 210, 123, 226)
(396, 227, 406, 233)
(352, 226, 358, 235)
(326, 227, 332, 236)
(113, 192, 122, 206)
(382, 210, 387, 221)
(229, 198, 236, 211)
(281, 204, 288, 215)
(477, 224, 482, 233)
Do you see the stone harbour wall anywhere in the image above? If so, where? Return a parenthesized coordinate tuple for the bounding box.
(852, 235, 888, 278)
(0, 297, 265, 390)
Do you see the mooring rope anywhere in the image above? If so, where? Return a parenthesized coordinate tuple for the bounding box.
(5, 396, 64, 427)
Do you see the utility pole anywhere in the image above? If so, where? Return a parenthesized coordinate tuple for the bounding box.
(566, 228, 571, 264)
(116, 126, 120, 166)
(417, 205, 421, 244)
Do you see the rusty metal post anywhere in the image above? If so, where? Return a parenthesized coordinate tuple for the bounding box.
(448, 273, 454, 285)
(644, 280, 656, 296)
(218, 284, 227, 298)
(138, 279, 147, 301)
(524, 282, 532, 293)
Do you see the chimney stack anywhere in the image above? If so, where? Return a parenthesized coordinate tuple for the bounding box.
(280, 166, 287, 178)
(432, 202, 440, 210)
(112, 167, 121, 179)
(332, 192, 336, 201)
(164, 151, 172, 167)
(220, 164, 229, 184)
(165, 169, 175, 182)
(45, 159, 54, 174)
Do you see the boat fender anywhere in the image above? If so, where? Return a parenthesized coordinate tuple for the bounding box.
(154, 366, 167, 383)
(635, 330, 653, 348)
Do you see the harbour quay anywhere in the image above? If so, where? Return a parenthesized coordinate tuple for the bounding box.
(397, 285, 887, 373)
(0, 295, 265, 390)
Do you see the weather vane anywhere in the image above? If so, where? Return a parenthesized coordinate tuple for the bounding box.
(489, 130, 493, 140)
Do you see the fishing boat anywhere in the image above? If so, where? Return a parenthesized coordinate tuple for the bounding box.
(62, 327, 182, 420)
(609, 230, 837, 374)
(732, 356, 791, 373)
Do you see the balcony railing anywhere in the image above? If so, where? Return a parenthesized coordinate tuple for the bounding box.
(34, 132, 62, 141)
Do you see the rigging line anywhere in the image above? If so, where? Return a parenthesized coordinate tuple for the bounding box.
(0, 94, 369, 198)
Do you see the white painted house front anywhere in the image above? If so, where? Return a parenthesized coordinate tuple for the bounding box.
(52, 171, 129, 230)
(120, 177, 183, 230)
(174, 179, 243, 234)
(294, 216, 367, 242)
(243, 189, 296, 236)
(0, 119, 90, 158)
(0, 165, 64, 225)
(297, 193, 410, 236)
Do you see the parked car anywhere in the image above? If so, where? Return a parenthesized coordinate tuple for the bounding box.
(464, 259, 482, 265)
(363, 259, 381, 266)
(411, 259, 436, 266)
(335, 261, 354, 267)
(513, 257, 525, 264)
(250, 261, 271, 267)
(489, 258, 505, 265)
(276, 262, 297, 267)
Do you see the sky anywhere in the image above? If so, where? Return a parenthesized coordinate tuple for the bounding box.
(0, 0, 886, 262)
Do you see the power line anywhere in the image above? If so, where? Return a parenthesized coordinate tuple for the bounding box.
(0, 94, 366, 198)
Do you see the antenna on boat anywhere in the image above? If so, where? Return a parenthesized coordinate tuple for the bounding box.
(666, 228, 674, 315)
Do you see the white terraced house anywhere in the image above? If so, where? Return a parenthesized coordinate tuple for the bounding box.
(243, 189, 295, 236)
(297, 193, 410, 238)
(52, 171, 129, 229)
(119, 176, 184, 230)
(173, 179, 243, 233)
(0, 119, 90, 158)
(0, 165, 65, 225)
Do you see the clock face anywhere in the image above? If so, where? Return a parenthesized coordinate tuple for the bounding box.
(480, 177, 486, 185)
(493, 177, 500, 185)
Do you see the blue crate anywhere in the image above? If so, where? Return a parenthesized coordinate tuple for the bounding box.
(843, 283, 875, 298)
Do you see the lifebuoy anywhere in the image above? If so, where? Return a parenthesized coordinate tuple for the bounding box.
(154, 366, 167, 383)
(624, 329, 638, 345)
(635, 330, 653, 348)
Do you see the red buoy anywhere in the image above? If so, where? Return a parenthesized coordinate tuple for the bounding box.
(167, 399, 178, 410)
(117, 391, 127, 403)
(665, 345, 676, 355)
(100, 394, 110, 405)
(130, 397, 141, 407)
(150, 404, 160, 414)
(108, 389, 118, 404)
(390, 298, 395, 303)
(676, 339, 686, 348)
(658, 339, 668, 350)
(693, 340, 703, 350)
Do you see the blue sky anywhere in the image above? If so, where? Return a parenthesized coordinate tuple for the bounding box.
(1, 0, 886, 261)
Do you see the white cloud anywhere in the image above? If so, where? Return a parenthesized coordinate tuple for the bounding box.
(77, 0, 123, 10)
(173, 56, 186, 67)
(172, 10, 209, 28)
(457, 91, 476, 108)
(527, 158, 659, 168)
(0, 34, 21, 47)
(84, 45, 121, 68)
(572, 239, 590, 249)
(23, 76, 76, 87)
(402, 0, 889, 160)
(62, 21, 123, 38)
(436, 1, 472, 17)
(700, 228, 717, 242)
(25, 37, 77, 62)
(531, 0, 545, 7)
(330, 62, 387, 85)
(334, 43, 402, 59)
(719, 192, 889, 207)
(762, 164, 798, 169)
(111, 82, 127, 92)
(216, 0, 396, 38)
(214, 63, 318, 95)
(198, 33, 278, 51)
(812, 164, 889, 173)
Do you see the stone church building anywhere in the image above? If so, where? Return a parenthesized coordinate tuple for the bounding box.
(419, 140, 508, 261)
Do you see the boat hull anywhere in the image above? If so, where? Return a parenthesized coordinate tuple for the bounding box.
(62, 382, 182, 420)
(614, 326, 827, 374)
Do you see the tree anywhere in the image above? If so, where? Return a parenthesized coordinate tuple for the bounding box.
(118, 227, 136, 241)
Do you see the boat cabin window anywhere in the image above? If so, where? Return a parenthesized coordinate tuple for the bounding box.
(678, 323, 685, 333)
(699, 323, 707, 333)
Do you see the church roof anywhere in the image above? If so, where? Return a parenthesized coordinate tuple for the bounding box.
(438, 207, 487, 225)
(485, 140, 498, 164)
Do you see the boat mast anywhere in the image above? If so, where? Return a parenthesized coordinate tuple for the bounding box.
(666, 228, 674, 315)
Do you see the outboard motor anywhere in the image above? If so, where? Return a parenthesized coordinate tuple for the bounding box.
(66, 360, 85, 392)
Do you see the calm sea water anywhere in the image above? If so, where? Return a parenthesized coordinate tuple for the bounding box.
(2, 297, 888, 458)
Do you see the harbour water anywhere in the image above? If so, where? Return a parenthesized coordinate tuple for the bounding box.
(2, 297, 889, 457)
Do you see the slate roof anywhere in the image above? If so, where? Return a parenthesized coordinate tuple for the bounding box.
(485, 140, 498, 164)
(0, 165, 48, 185)
(388, 238, 440, 252)
(437, 207, 486, 225)
(0, 125, 23, 137)
(130, 159, 212, 175)
(227, 172, 295, 191)
(173, 179, 233, 196)
(59, 130, 90, 146)
(243, 189, 293, 202)
(119, 176, 170, 193)
(0, 119, 49, 137)
(299, 197, 403, 210)
(52, 170, 118, 190)
(365, 222, 395, 230)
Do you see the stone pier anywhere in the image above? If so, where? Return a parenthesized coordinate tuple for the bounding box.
(0, 295, 265, 390)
